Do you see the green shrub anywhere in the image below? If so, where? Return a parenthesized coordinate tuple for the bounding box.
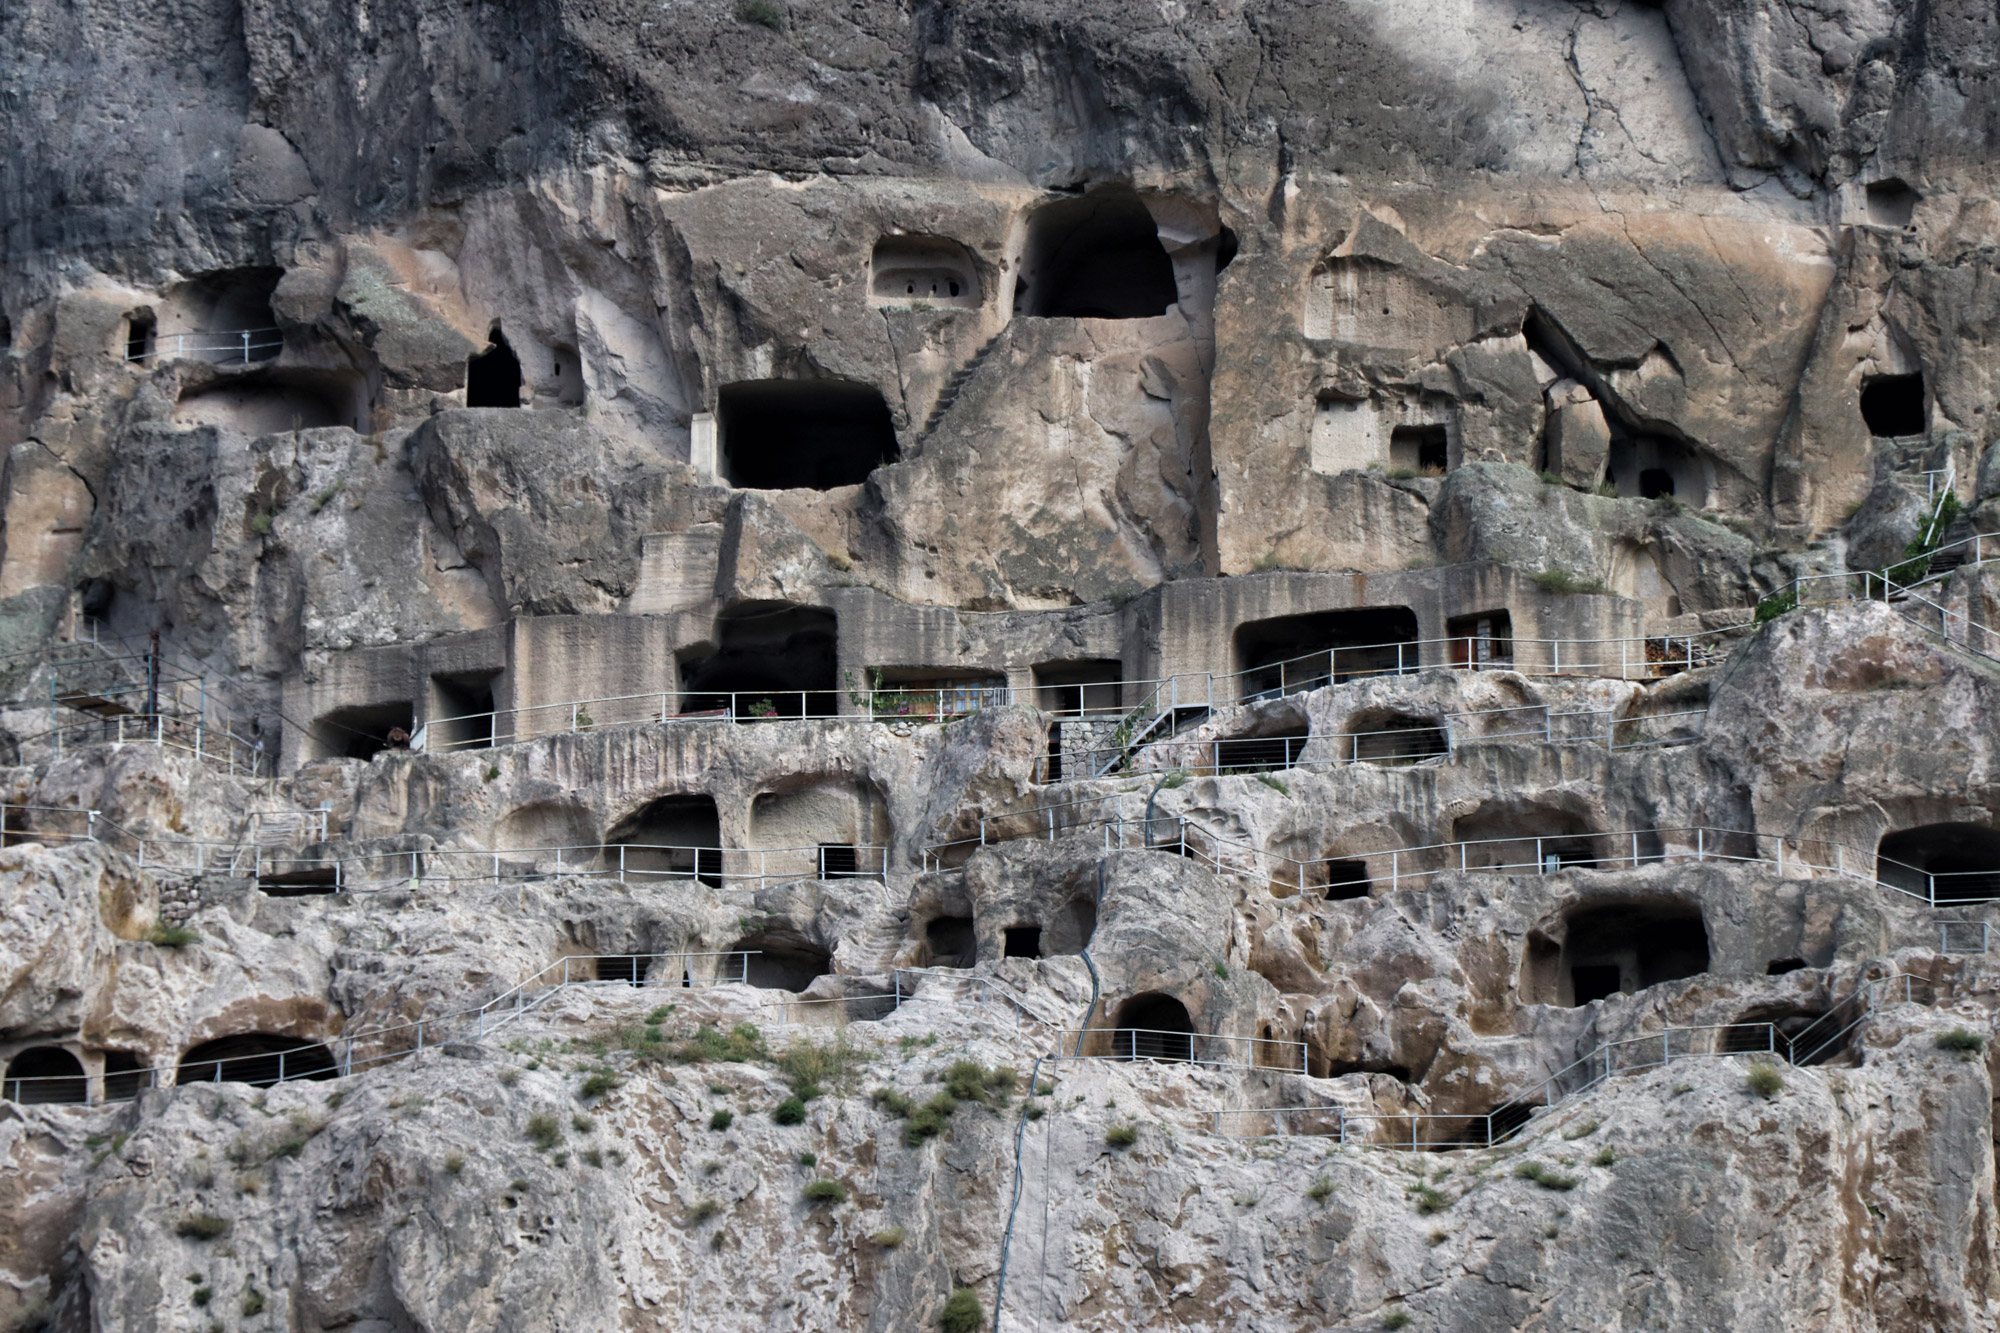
(175, 1214, 230, 1240)
(582, 1148, 603, 1168)
(443, 1153, 465, 1177)
(802, 1177, 849, 1204)
(708, 1109, 734, 1131)
(676, 1024, 768, 1065)
(871, 1087, 916, 1118)
(1935, 1027, 1987, 1056)
(1753, 586, 1798, 624)
(1256, 773, 1290, 795)
(482, 764, 500, 783)
(1532, 568, 1607, 596)
(578, 1071, 620, 1100)
(1024, 1102, 1045, 1121)
(1411, 1184, 1447, 1213)
(1307, 1177, 1334, 1202)
(525, 1113, 563, 1150)
(1105, 1124, 1138, 1149)
(942, 1060, 1016, 1106)
(903, 1093, 959, 1146)
(572, 1115, 595, 1134)
(1537, 470, 1566, 486)
(939, 1288, 983, 1333)
(773, 1097, 807, 1125)
(798, 1151, 816, 1167)
(1745, 1063, 1784, 1099)
(193, 1287, 213, 1306)
(149, 925, 200, 948)
(1511, 1162, 1576, 1190)
(686, 1198, 721, 1224)
(779, 1036, 862, 1098)
(241, 1291, 265, 1316)
(1592, 1147, 1617, 1167)
(871, 1225, 906, 1248)
(1382, 1309, 1412, 1330)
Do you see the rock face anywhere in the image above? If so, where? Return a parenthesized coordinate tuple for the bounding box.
(4, 1, 2000, 1331)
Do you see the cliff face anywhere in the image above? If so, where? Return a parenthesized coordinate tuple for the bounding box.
(3, 2, 2000, 1330)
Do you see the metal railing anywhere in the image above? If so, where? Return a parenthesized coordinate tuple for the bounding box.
(924, 813, 2000, 905)
(1785, 551, 2000, 667)
(37, 711, 269, 776)
(0, 1065, 161, 1106)
(123, 327, 284, 364)
(1038, 704, 1708, 781)
(1210, 972, 1941, 1148)
(240, 840, 890, 891)
(0, 804, 101, 845)
(1048, 1027, 1308, 1072)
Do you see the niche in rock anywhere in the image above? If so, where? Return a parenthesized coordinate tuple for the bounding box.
(1866, 178, 1919, 228)
(1057, 896, 1097, 954)
(1877, 823, 2000, 902)
(1323, 859, 1371, 900)
(310, 700, 414, 761)
(717, 379, 898, 490)
(162, 267, 283, 352)
(3, 1046, 85, 1103)
(467, 330, 523, 408)
(1110, 993, 1195, 1062)
(1860, 373, 1927, 439)
(1235, 607, 1420, 700)
(102, 1050, 150, 1101)
(1214, 723, 1309, 772)
(1452, 804, 1602, 872)
(1015, 189, 1178, 319)
(870, 235, 981, 307)
(429, 670, 498, 751)
(1720, 1005, 1839, 1065)
(550, 344, 586, 407)
(1607, 435, 1708, 506)
(1034, 661, 1123, 716)
(175, 371, 365, 435)
(679, 603, 838, 718)
(177, 1034, 336, 1086)
(728, 930, 832, 991)
(1523, 900, 1710, 1006)
(125, 312, 156, 361)
(925, 915, 977, 968)
(606, 795, 722, 885)
(1345, 709, 1448, 765)
(1389, 424, 1447, 473)
(1446, 611, 1513, 669)
(1003, 925, 1042, 958)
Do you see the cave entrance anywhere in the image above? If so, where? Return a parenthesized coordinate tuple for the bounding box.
(817, 844, 862, 878)
(177, 1035, 337, 1086)
(1446, 611, 1513, 669)
(1389, 424, 1447, 473)
(1235, 607, 1420, 700)
(1452, 805, 1603, 872)
(311, 701, 415, 761)
(1110, 993, 1195, 1062)
(1346, 710, 1448, 765)
(1877, 823, 2000, 903)
(925, 915, 977, 968)
(1866, 179, 1919, 228)
(1860, 373, 1926, 439)
(595, 954, 646, 985)
(1607, 436, 1708, 506)
(1553, 901, 1709, 1006)
(1719, 1005, 1840, 1065)
(607, 795, 723, 886)
(429, 671, 498, 752)
(717, 380, 898, 490)
(679, 603, 838, 719)
(467, 330, 523, 408)
(102, 1050, 150, 1101)
(1215, 724, 1310, 772)
(1003, 925, 1042, 959)
(1015, 189, 1178, 320)
(3, 1047, 86, 1104)
(1323, 859, 1371, 900)
(125, 313, 157, 361)
(727, 931, 832, 992)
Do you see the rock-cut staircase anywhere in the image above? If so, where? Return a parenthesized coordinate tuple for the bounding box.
(919, 332, 1007, 439)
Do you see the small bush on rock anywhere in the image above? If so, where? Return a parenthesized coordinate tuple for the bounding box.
(176, 1214, 230, 1240)
(802, 1178, 849, 1204)
(1382, 1309, 1412, 1330)
(677, 1024, 767, 1065)
(773, 1097, 807, 1125)
(1745, 1064, 1784, 1099)
(871, 1225, 906, 1248)
(939, 1289, 983, 1333)
(735, 0, 785, 29)
(578, 1071, 620, 1100)
(1105, 1124, 1138, 1149)
(1936, 1028, 1987, 1057)
(525, 1114, 563, 1150)
(708, 1109, 734, 1131)
(149, 925, 200, 948)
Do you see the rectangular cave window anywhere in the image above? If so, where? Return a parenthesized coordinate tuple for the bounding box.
(311, 701, 415, 761)
(1389, 424, 1447, 473)
(817, 844, 860, 878)
(718, 379, 899, 490)
(1860, 373, 1927, 439)
(429, 670, 498, 752)
(867, 668, 1008, 719)
(1446, 611, 1513, 669)
(1323, 860, 1370, 900)
(1034, 660, 1123, 716)
(1003, 925, 1042, 958)
(125, 314, 156, 362)
(1865, 178, 1919, 228)
(1235, 606, 1420, 700)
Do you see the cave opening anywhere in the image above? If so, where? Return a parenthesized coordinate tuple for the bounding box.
(1015, 189, 1179, 320)
(1003, 925, 1042, 959)
(312, 701, 415, 761)
(717, 379, 898, 490)
(1323, 859, 1371, 900)
(430, 670, 498, 751)
(678, 603, 838, 718)
(177, 1034, 337, 1086)
(925, 915, 977, 968)
(102, 1050, 150, 1101)
(1860, 373, 1926, 439)
(1866, 178, 1919, 228)
(467, 330, 523, 408)
(3, 1047, 86, 1104)
(1215, 724, 1310, 772)
(1389, 424, 1447, 473)
(727, 931, 832, 992)
(1877, 823, 2000, 902)
(1446, 610, 1513, 669)
(1110, 993, 1196, 1062)
(1235, 606, 1421, 700)
(607, 794, 723, 886)
(1525, 900, 1711, 1006)
(1347, 710, 1449, 765)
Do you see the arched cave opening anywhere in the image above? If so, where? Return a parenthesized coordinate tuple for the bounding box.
(870, 235, 981, 306)
(3, 1047, 86, 1104)
(177, 1034, 337, 1087)
(1015, 189, 1179, 320)
(1451, 804, 1603, 873)
(1347, 710, 1449, 765)
(1110, 993, 1196, 1062)
(679, 603, 838, 719)
(606, 794, 723, 885)
(1719, 1005, 1841, 1066)
(727, 930, 832, 992)
(594, 953, 647, 985)
(102, 1050, 150, 1101)
(1215, 723, 1310, 771)
(1522, 900, 1711, 1006)
(717, 379, 899, 490)
(467, 330, 523, 408)
(1323, 859, 1371, 900)
(925, 915, 977, 968)
(1235, 606, 1421, 700)
(1877, 823, 2000, 902)
(1860, 373, 1926, 439)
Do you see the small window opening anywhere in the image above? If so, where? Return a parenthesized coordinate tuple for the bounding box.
(925, 916, 977, 968)
(3, 1047, 86, 1104)
(717, 379, 899, 490)
(1859, 373, 1927, 438)
(176, 1034, 337, 1087)
(1323, 859, 1370, 900)
(1016, 189, 1179, 319)
(817, 844, 860, 878)
(1003, 925, 1043, 959)
(125, 314, 157, 362)
(1034, 660, 1123, 716)
(1865, 178, 1919, 228)
(1766, 957, 1808, 976)
(1109, 993, 1195, 1062)
(1639, 468, 1675, 499)
(1389, 424, 1447, 473)
(101, 1050, 149, 1102)
(595, 954, 645, 986)
(467, 330, 523, 408)
(1235, 606, 1421, 701)
(1346, 710, 1449, 765)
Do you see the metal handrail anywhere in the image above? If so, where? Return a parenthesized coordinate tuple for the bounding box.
(1047, 1027, 1308, 1072)
(123, 327, 284, 364)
